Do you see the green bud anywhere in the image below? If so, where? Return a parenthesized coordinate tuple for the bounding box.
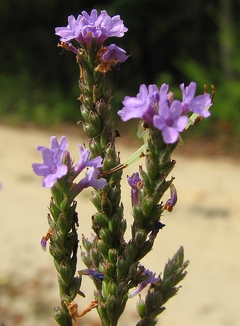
(102, 280, 108, 298)
(89, 139, 103, 157)
(96, 239, 109, 259)
(69, 276, 82, 300)
(108, 215, 120, 234)
(93, 212, 109, 228)
(126, 240, 137, 263)
(49, 201, 60, 223)
(101, 192, 113, 215)
(142, 195, 154, 217)
(59, 261, 73, 286)
(117, 256, 128, 280)
(133, 206, 144, 228)
(57, 213, 72, 236)
(107, 281, 117, 296)
(80, 105, 90, 123)
(137, 298, 146, 318)
(82, 121, 99, 138)
(54, 306, 71, 325)
(49, 244, 63, 261)
(135, 229, 147, 247)
(65, 232, 78, 255)
(108, 248, 118, 265)
(81, 251, 91, 268)
(100, 127, 109, 149)
(105, 262, 116, 278)
(96, 98, 107, 117)
(91, 246, 102, 266)
(89, 111, 101, 132)
(82, 234, 93, 252)
(99, 228, 113, 247)
(102, 153, 114, 171)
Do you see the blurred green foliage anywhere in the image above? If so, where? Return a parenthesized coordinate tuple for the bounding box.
(0, 0, 240, 134)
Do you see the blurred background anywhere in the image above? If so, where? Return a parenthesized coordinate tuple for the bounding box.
(1, 0, 240, 137)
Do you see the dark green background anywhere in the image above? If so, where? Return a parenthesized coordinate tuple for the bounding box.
(1, 0, 239, 134)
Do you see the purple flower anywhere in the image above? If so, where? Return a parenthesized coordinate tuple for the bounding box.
(37, 136, 68, 153)
(153, 99, 188, 143)
(180, 82, 212, 117)
(32, 147, 68, 188)
(118, 83, 169, 124)
(79, 268, 104, 280)
(128, 268, 160, 298)
(74, 167, 106, 193)
(127, 172, 143, 206)
(40, 237, 47, 251)
(102, 44, 128, 63)
(164, 184, 177, 212)
(55, 9, 128, 47)
(75, 144, 103, 174)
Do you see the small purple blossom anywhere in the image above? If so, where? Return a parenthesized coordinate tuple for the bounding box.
(164, 183, 177, 212)
(40, 237, 47, 251)
(127, 172, 143, 206)
(32, 147, 68, 188)
(102, 44, 128, 63)
(55, 9, 128, 47)
(118, 83, 170, 124)
(37, 136, 68, 153)
(75, 167, 106, 192)
(79, 268, 104, 280)
(180, 82, 212, 117)
(153, 100, 188, 143)
(128, 268, 160, 298)
(75, 144, 103, 174)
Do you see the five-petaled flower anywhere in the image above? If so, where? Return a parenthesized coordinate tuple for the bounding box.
(32, 136, 68, 188)
(55, 9, 128, 48)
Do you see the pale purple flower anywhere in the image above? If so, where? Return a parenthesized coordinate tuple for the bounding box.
(128, 268, 160, 298)
(180, 82, 212, 117)
(102, 44, 128, 63)
(75, 144, 103, 174)
(74, 167, 106, 193)
(37, 136, 68, 153)
(41, 237, 47, 251)
(32, 147, 68, 188)
(127, 172, 143, 206)
(55, 9, 128, 47)
(118, 83, 169, 124)
(153, 99, 188, 143)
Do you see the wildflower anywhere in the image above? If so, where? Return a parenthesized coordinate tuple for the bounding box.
(128, 268, 160, 298)
(55, 9, 128, 48)
(73, 167, 107, 195)
(32, 147, 68, 188)
(180, 81, 212, 117)
(127, 172, 143, 206)
(79, 268, 104, 280)
(96, 44, 128, 73)
(74, 144, 103, 175)
(37, 135, 68, 153)
(164, 184, 177, 212)
(153, 99, 188, 144)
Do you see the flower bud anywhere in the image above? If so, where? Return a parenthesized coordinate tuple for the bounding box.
(82, 121, 99, 138)
(108, 248, 118, 265)
(59, 261, 73, 286)
(54, 306, 71, 325)
(117, 256, 127, 280)
(142, 195, 154, 216)
(69, 276, 82, 299)
(135, 229, 147, 247)
(80, 105, 90, 123)
(89, 111, 101, 132)
(89, 138, 103, 157)
(136, 298, 146, 318)
(96, 239, 109, 259)
(99, 228, 113, 247)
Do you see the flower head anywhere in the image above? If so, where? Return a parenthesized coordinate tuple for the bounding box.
(180, 81, 212, 117)
(55, 9, 128, 48)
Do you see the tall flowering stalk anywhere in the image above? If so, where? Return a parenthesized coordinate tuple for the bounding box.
(33, 8, 213, 326)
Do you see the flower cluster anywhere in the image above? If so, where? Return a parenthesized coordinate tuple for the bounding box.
(55, 9, 128, 48)
(118, 82, 212, 143)
(32, 136, 106, 191)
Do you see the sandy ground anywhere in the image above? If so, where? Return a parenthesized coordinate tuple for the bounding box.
(0, 124, 240, 326)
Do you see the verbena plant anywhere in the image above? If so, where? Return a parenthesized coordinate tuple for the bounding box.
(32, 9, 213, 326)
